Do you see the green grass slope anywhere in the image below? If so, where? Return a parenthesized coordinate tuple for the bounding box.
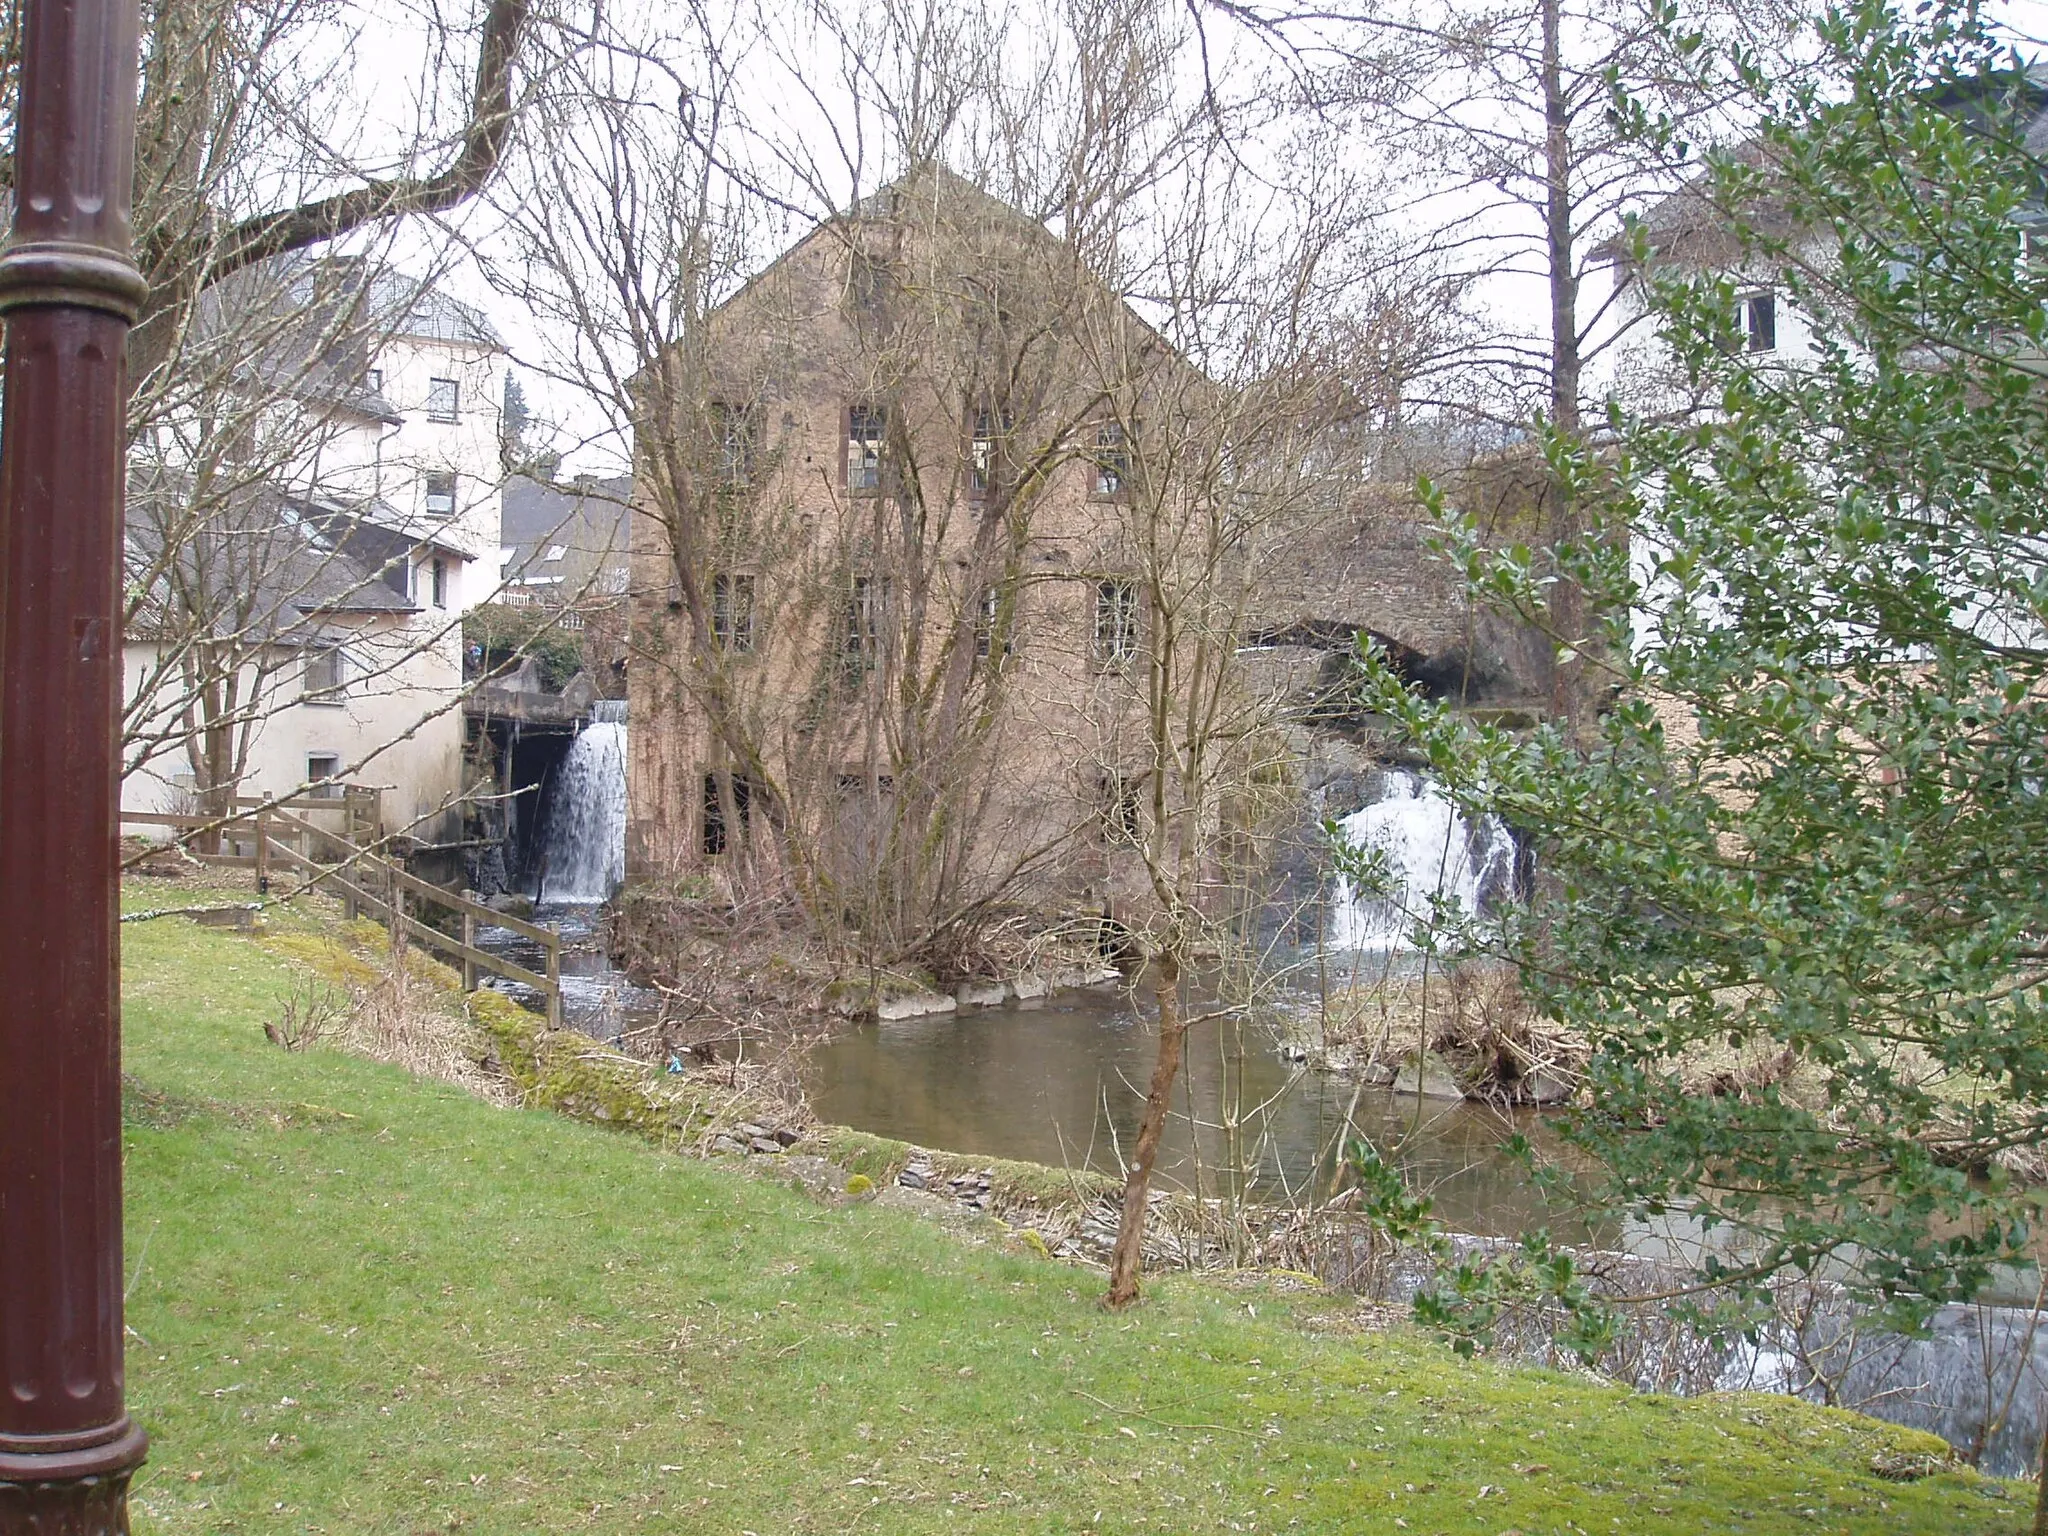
(116, 904, 2025, 1534)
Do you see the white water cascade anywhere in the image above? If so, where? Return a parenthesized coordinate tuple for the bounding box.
(1328, 770, 1518, 950)
(537, 719, 627, 903)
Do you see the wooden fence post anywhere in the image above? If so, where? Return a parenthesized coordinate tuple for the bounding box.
(545, 932, 561, 1031)
(254, 808, 269, 896)
(461, 910, 476, 992)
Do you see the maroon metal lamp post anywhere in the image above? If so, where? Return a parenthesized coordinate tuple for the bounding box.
(0, 0, 152, 1523)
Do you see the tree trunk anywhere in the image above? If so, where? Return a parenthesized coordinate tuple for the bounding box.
(1105, 951, 1184, 1308)
(2034, 1411, 2048, 1536)
(1540, 0, 1586, 731)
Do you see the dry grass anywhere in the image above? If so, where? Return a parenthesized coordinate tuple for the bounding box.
(1293, 958, 1588, 1105)
(259, 915, 516, 1105)
(334, 964, 514, 1104)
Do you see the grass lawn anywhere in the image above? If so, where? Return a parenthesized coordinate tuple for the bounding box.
(115, 891, 2027, 1534)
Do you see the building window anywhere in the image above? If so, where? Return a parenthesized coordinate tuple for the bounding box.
(701, 771, 753, 856)
(846, 404, 884, 493)
(426, 376, 460, 422)
(424, 472, 457, 518)
(973, 585, 1011, 660)
(1094, 579, 1138, 666)
(845, 575, 886, 671)
(969, 407, 1010, 498)
(364, 367, 383, 395)
(712, 573, 755, 653)
(302, 646, 344, 703)
(836, 771, 895, 795)
(1092, 422, 1131, 499)
(307, 753, 344, 798)
(849, 249, 888, 315)
(1739, 291, 1777, 354)
(430, 557, 448, 609)
(713, 402, 756, 488)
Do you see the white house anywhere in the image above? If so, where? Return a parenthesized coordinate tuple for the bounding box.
(122, 256, 512, 844)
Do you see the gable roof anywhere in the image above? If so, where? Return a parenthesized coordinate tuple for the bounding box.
(190, 254, 503, 430)
(125, 474, 429, 645)
(1608, 61, 2048, 271)
(499, 473, 634, 594)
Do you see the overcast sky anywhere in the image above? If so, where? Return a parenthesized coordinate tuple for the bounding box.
(349, 0, 2048, 478)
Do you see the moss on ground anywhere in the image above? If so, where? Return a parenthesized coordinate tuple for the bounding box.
(114, 891, 2027, 1534)
(819, 1125, 1120, 1208)
(469, 986, 710, 1146)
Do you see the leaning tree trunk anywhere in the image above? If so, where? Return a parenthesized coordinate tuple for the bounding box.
(1105, 951, 1184, 1308)
(2034, 1415, 2047, 1536)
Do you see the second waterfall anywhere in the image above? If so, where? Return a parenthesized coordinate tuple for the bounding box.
(1327, 769, 1518, 950)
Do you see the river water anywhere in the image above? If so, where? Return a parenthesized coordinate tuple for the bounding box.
(806, 980, 2048, 1476)
(807, 980, 1567, 1233)
(474, 903, 662, 1040)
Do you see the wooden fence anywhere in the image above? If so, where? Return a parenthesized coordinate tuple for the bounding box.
(121, 796, 561, 1027)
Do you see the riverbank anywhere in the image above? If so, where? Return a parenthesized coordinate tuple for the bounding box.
(111, 879, 2023, 1533)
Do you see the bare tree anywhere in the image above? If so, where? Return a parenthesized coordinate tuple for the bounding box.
(489, 0, 1241, 962)
(120, 251, 508, 845)
(1206, 0, 1791, 719)
(1090, 144, 1372, 1307)
(125, 0, 532, 367)
(62, 0, 543, 850)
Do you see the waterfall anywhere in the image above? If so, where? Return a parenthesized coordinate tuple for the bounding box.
(1328, 770, 1518, 950)
(538, 721, 627, 903)
(591, 699, 628, 724)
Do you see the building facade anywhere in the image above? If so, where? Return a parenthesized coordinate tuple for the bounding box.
(624, 170, 1208, 931)
(121, 257, 511, 843)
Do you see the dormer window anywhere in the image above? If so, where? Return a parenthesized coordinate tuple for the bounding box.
(1739, 291, 1777, 354)
(427, 376, 460, 422)
(365, 367, 383, 395)
(424, 472, 456, 518)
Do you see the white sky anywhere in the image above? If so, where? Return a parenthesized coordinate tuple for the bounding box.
(347, 0, 2048, 477)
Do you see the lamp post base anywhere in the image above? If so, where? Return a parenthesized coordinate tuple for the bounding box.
(0, 1420, 149, 1535)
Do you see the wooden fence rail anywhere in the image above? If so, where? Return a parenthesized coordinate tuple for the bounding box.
(121, 800, 561, 1028)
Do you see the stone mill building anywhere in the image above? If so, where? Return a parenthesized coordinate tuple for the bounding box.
(622, 167, 1552, 938)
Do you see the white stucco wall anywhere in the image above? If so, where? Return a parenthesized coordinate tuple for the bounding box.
(121, 281, 509, 842)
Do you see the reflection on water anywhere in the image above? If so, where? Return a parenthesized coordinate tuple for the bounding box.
(806, 983, 1570, 1237)
(807, 983, 2048, 1472)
